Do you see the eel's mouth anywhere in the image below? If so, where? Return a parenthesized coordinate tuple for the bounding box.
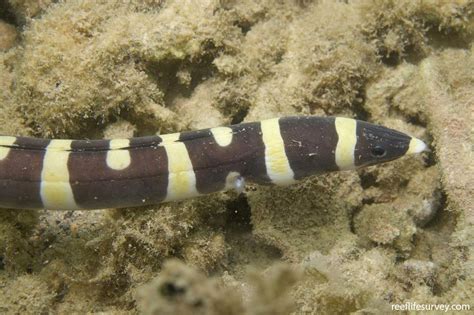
(407, 137, 428, 154)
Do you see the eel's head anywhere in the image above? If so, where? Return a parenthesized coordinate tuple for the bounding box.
(354, 120, 428, 168)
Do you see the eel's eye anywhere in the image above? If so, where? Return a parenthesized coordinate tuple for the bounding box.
(371, 146, 386, 158)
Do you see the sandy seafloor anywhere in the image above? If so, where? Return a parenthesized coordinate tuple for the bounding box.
(0, 0, 473, 314)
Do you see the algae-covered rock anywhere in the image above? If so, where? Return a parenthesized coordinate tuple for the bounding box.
(248, 172, 363, 260)
(137, 259, 300, 315)
(137, 259, 243, 315)
(354, 203, 417, 252)
(359, 0, 474, 64)
(0, 274, 55, 313)
(0, 20, 16, 51)
(6, 0, 54, 22)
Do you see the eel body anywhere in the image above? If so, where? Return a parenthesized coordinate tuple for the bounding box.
(0, 116, 426, 210)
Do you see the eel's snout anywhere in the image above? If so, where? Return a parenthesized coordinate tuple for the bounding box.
(407, 137, 429, 154)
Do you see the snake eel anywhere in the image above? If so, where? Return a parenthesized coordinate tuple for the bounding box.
(0, 116, 427, 210)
